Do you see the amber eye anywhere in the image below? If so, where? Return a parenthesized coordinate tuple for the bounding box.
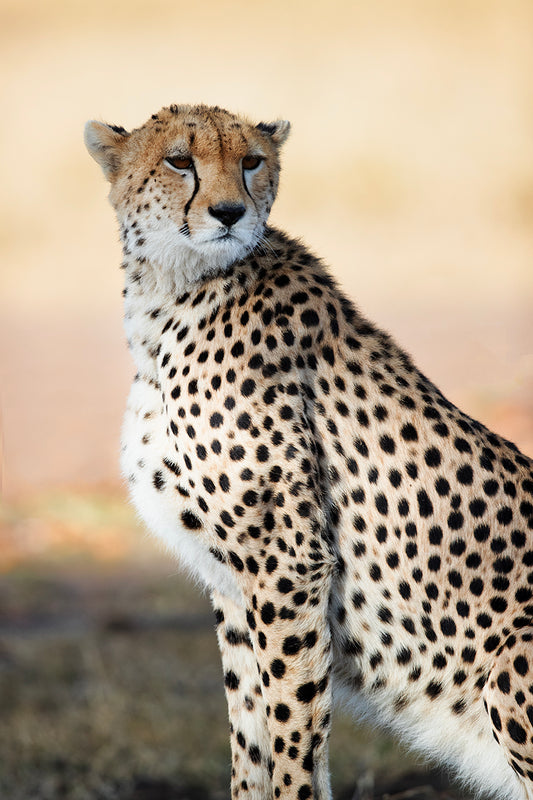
(165, 155, 193, 171)
(242, 155, 263, 171)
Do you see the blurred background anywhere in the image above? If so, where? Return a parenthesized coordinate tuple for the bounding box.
(0, 0, 532, 798)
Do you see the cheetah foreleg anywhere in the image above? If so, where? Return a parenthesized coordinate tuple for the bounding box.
(244, 561, 334, 800)
(483, 628, 533, 800)
(212, 589, 273, 800)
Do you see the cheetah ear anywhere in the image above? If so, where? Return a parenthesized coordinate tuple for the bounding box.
(84, 121, 130, 180)
(256, 120, 291, 147)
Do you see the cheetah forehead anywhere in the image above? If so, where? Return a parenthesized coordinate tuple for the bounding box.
(126, 104, 290, 167)
(136, 106, 247, 157)
(85, 103, 290, 185)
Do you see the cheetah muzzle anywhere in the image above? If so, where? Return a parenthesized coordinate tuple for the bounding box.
(85, 103, 533, 800)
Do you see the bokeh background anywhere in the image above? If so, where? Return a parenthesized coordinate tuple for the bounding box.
(0, 1, 532, 798)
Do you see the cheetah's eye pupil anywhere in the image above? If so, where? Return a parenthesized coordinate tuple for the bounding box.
(165, 156, 193, 171)
(242, 155, 262, 171)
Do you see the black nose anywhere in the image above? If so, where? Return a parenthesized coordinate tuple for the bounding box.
(208, 203, 246, 227)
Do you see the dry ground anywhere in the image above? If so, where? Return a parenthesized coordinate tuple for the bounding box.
(0, 496, 470, 800)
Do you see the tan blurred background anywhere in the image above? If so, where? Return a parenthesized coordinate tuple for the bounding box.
(1, 0, 532, 521)
(0, 4, 532, 796)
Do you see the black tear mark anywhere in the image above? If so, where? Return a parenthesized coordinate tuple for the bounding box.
(183, 163, 200, 221)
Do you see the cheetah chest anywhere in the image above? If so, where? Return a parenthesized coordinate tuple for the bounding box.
(120, 376, 243, 603)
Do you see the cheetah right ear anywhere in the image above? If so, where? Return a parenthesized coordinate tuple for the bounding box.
(256, 120, 291, 147)
(84, 121, 130, 181)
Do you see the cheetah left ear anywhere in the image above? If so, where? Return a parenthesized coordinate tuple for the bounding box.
(84, 120, 130, 181)
(256, 120, 291, 147)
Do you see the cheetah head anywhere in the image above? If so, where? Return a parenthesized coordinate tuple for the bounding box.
(85, 104, 290, 284)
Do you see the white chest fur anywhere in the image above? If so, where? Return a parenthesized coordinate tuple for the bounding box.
(120, 376, 243, 604)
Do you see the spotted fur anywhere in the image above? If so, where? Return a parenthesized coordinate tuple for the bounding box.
(86, 104, 533, 800)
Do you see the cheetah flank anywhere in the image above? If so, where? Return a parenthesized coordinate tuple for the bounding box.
(85, 104, 533, 800)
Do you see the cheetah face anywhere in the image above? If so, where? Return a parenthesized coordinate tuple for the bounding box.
(85, 104, 290, 280)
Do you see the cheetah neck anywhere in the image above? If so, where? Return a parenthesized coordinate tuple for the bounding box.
(119, 226, 293, 382)
(120, 248, 247, 382)
(120, 253, 202, 381)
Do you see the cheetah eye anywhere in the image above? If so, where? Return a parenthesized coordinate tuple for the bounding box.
(165, 155, 193, 172)
(242, 155, 263, 171)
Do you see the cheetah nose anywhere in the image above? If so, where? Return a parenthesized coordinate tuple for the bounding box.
(208, 203, 246, 228)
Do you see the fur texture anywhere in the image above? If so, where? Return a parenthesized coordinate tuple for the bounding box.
(86, 103, 533, 800)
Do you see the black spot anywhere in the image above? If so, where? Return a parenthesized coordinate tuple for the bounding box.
(229, 551, 244, 571)
(484, 635, 501, 652)
(296, 682, 317, 703)
(456, 465, 473, 485)
(153, 471, 165, 491)
(261, 602, 276, 625)
(181, 510, 202, 529)
(265, 555, 278, 573)
(283, 636, 302, 655)
(344, 637, 363, 655)
(490, 706, 502, 732)
(454, 437, 472, 454)
(241, 379, 256, 397)
(301, 309, 320, 327)
(274, 703, 291, 722)
(230, 445, 245, 461)
(507, 719, 527, 744)
(453, 670, 467, 685)
(224, 670, 240, 690)
(249, 745, 261, 764)
(514, 656, 529, 676)
(347, 360, 363, 376)
(448, 511, 464, 530)
(474, 525, 490, 542)
(271, 659, 286, 678)
(354, 438, 368, 457)
(396, 647, 412, 665)
(452, 699, 466, 715)
(425, 447, 442, 468)
(461, 646, 476, 663)
(429, 526, 443, 545)
(380, 435, 396, 454)
(257, 444, 270, 462)
(400, 423, 418, 442)
(425, 681, 442, 698)
(417, 490, 434, 518)
(246, 556, 259, 574)
(398, 581, 411, 600)
(278, 578, 294, 593)
(497, 506, 513, 526)
(493, 556, 514, 574)
(454, 601, 472, 620)
(435, 478, 450, 496)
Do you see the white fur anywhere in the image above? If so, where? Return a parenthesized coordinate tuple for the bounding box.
(333, 676, 527, 800)
(120, 378, 244, 605)
(118, 201, 264, 300)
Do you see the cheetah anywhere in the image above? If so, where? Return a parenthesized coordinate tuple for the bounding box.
(85, 104, 533, 800)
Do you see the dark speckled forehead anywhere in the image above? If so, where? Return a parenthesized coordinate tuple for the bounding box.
(131, 103, 267, 162)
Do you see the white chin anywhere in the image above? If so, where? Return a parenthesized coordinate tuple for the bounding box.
(193, 236, 252, 271)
